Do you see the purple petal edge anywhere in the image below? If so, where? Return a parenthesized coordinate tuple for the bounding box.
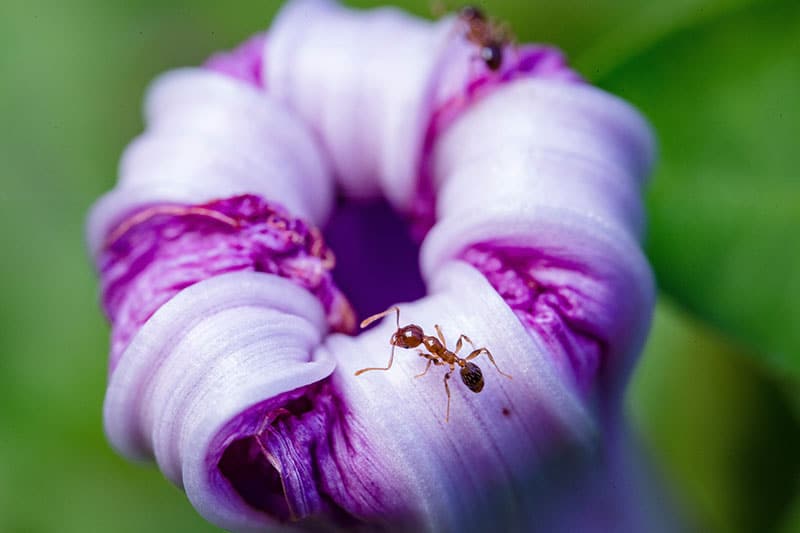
(204, 32, 267, 88)
(211, 380, 414, 529)
(100, 194, 354, 371)
(412, 44, 584, 235)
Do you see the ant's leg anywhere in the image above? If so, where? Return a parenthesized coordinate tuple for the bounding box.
(454, 334, 476, 354)
(355, 344, 396, 376)
(415, 359, 434, 379)
(443, 369, 454, 422)
(466, 348, 513, 379)
(434, 324, 447, 346)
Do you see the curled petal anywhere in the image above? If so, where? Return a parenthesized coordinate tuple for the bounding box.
(99, 195, 351, 370)
(204, 32, 267, 87)
(87, 69, 332, 259)
(320, 261, 596, 531)
(431, 80, 656, 204)
(265, 0, 451, 205)
(423, 78, 656, 399)
(200, 263, 597, 531)
(264, 0, 584, 230)
(104, 272, 333, 528)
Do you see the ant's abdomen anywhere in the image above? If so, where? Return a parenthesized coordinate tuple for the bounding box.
(460, 363, 484, 393)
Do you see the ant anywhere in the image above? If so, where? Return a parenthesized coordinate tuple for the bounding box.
(457, 5, 513, 72)
(355, 306, 512, 422)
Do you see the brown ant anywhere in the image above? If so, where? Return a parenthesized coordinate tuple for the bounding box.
(457, 5, 512, 72)
(355, 306, 512, 422)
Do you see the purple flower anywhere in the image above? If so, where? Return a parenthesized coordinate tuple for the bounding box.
(87, 0, 664, 530)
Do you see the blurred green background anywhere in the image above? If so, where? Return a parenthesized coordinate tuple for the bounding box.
(1, 0, 797, 531)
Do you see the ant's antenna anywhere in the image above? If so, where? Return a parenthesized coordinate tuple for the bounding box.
(360, 305, 401, 329)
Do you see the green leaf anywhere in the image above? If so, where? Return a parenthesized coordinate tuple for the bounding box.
(629, 300, 800, 533)
(599, 0, 800, 376)
(345, 0, 759, 77)
(781, 491, 800, 533)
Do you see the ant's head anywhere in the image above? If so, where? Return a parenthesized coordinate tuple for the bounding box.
(459, 5, 486, 23)
(390, 324, 424, 349)
(460, 362, 484, 393)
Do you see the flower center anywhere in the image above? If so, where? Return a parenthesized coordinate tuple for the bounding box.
(323, 197, 426, 320)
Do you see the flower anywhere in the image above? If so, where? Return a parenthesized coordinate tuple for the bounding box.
(87, 0, 662, 530)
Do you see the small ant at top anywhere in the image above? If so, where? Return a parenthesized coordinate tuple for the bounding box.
(355, 306, 512, 422)
(456, 5, 513, 72)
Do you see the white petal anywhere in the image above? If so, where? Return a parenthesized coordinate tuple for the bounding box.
(86, 69, 333, 260)
(104, 271, 332, 530)
(323, 261, 596, 532)
(265, 0, 455, 207)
